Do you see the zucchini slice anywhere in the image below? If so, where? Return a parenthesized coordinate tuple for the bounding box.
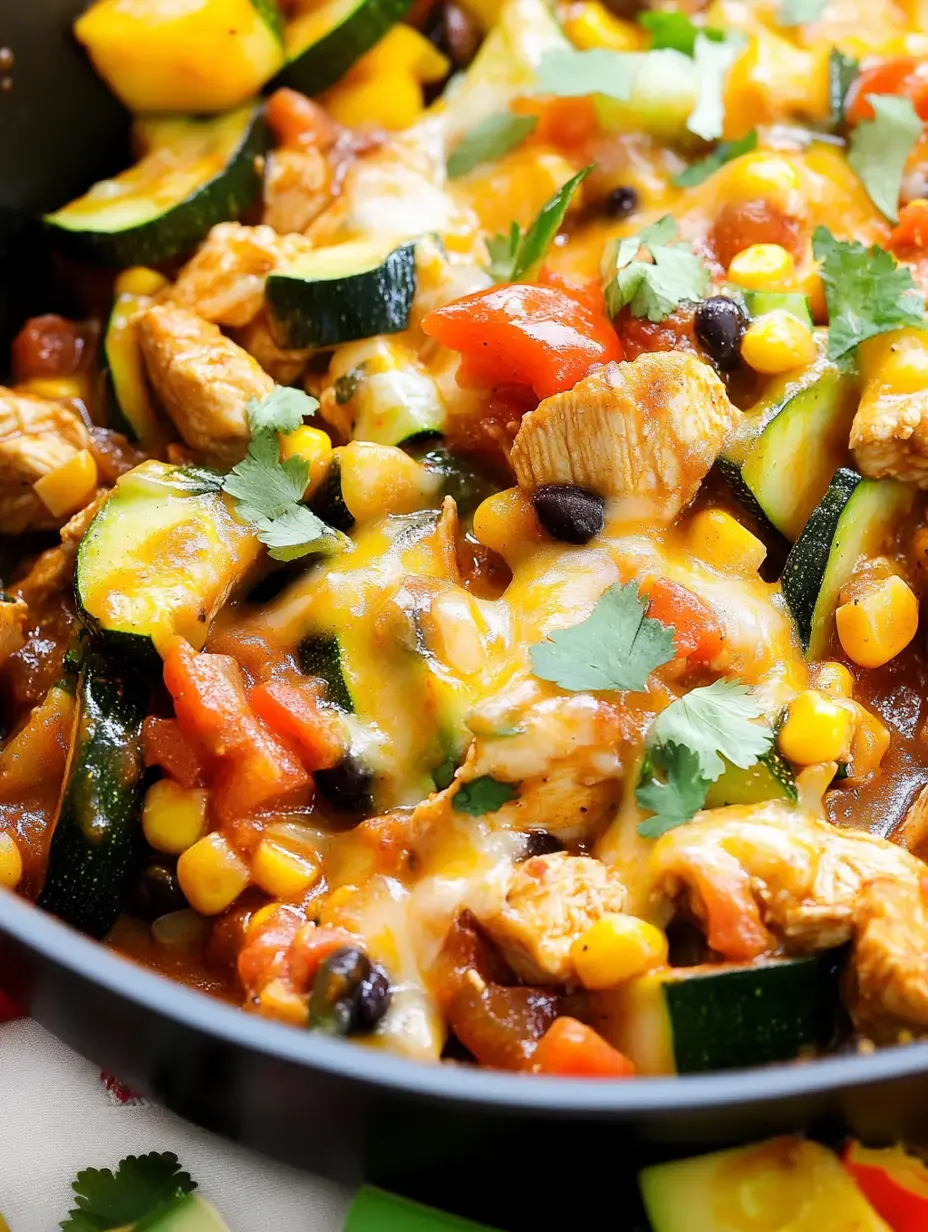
(599, 954, 844, 1076)
(327, 339, 446, 445)
(101, 284, 169, 451)
(266, 240, 418, 351)
(278, 0, 413, 96)
(704, 750, 797, 809)
(717, 368, 858, 542)
(640, 1138, 890, 1232)
(76, 461, 262, 659)
(45, 104, 267, 268)
(742, 289, 814, 326)
(38, 656, 146, 939)
(781, 468, 913, 659)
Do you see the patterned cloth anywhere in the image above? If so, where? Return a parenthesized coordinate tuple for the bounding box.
(0, 1018, 350, 1231)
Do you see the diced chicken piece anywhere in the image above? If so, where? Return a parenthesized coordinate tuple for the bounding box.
(649, 800, 928, 1033)
(139, 304, 274, 467)
(510, 353, 739, 521)
(0, 387, 93, 533)
(165, 222, 316, 328)
(475, 852, 628, 984)
(0, 597, 28, 667)
(234, 313, 310, 387)
(262, 147, 332, 235)
(13, 546, 72, 608)
(851, 329, 928, 485)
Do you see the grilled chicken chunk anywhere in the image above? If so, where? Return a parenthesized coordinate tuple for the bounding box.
(851, 329, 928, 485)
(476, 852, 628, 984)
(0, 388, 93, 534)
(262, 147, 332, 235)
(0, 596, 28, 667)
(510, 353, 739, 521)
(649, 801, 928, 1033)
(139, 304, 274, 467)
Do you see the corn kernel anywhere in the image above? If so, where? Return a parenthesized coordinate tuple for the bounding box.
(279, 425, 332, 496)
(811, 660, 854, 698)
(741, 310, 817, 375)
(25, 377, 84, 402)
(256, 977, 309, 1026)
(248, 902, 284, 935)
(689, 508, 767, 574)
(325, 72, 424, 131)
(847, 700, 891, 779)
(251, 838, 321, 900)
(564, 2, 645, 51)
(728, 243, 796, 291)
(363, 25, 450, 82)
(727, 154, 802, 204)
(571, 913, 668, 990)
(778, 689, 854, 766)
(115, 266, 169, 298)
(33, 449, 98, 519)
(472, 487, 543, 564)
(142, 779, 208, 855)
(338, 440, 437, 520)
(0, 832, 23, 890)
(177, 833, 250, 916)
(836, 574, 919, 669)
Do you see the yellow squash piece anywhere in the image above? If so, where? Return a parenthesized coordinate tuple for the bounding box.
(75, 0, 284, 113)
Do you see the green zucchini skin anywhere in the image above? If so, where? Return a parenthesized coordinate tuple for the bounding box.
(781, 468, 913, 659)
(277, 0, 414, 95)
(298, 632, 354, 711)
(704, 749, 797, 809)
(308, 457, 355, 533)
(742, 289, 813, 326)
(407, 442, 501, 520)
(44, 106, 267, 269)
(101, 291, 168, 451)
(38, 659, 146, 939)
(265, 242, 417, 350)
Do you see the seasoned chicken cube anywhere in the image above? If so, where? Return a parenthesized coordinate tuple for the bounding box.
(475, 852, 627, 983)
(510, 353, 739, 521)
(234, 313, 310, 387)
(851, 329, 928, 485)
(0, 596, 28, 667)
(166, 222, 316, 328)
(139, 304, 274, 467)
(649, 800, 928, 1033)
(0, 387, 93, 534)
(262, 147, 332, 236)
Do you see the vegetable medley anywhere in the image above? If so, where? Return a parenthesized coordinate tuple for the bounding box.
(7, 0, 928, 1080)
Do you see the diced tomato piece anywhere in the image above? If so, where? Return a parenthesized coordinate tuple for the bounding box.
(11, 314, 87, 383)
(249, 680, 345, 771)
(211, 718, 310, 821)
(891, 199, 928, 255)
(288, 924, 361, 990)
(266, 87, 338, 150)
(422, 283, 624, 401)
(512, 95, 599, 147)
(710, 199, 801, 271)
(163, 638, 255, 757)
(643, 578, 725, 664)
(142, 717, 208, 789)
(844, 1141, 928, 1232)
(846, 57, 928, 125)
(533, 1017, 635, 1078)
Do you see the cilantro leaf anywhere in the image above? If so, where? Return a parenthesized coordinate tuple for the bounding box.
(453, 775, 519, 815)
(245, 386, 319, 436)
(647, 679, 773, 781)
(636, 743, 711, 837)
(536, 48, 639, 104)
(829, 48, 858, 129)
(812, 225, 925, 359)
(777, 0, 827, 25)
(61, 1152, 196, 1232)
(529, 582, 677, 693)
(448, 112, 538, 179)
(486, 166, 592, 283)
(673, 129, 758, 188)
(603, 216, 709, 322)
(688, 32, 742, 141)
(223, 430, 309, 520)
(848, 94, 923, 222)
(638, 10, 724, 56)
(252, 505, 346, 562)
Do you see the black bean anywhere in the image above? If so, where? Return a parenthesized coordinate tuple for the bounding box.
(353, 963, 392, 1032)
(694, 296, 747, 370)
(129, 858, 187, 922)
(423, 2, 481, 70)
(533, 484, 605, 545)
(309, 945, 392, 1036)
(602, 186, 639, 219)
(313, 753, 374, 814)
(518, 830, 564, 861)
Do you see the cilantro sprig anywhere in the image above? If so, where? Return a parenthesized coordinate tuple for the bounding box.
(638, 10, 725, 56)
(448, 112, 538, 179)
(246, 385, 317, 435)
(61, 1152, 196, 1231)
(453, 775, 520, 815)
(848, 94, 923, 222)
(636, 680, 774, 837)
(812, 226, 925, 359)
(529, 582, 676, 693)
(486, 165, 592, 283)
(673, 129, 758, 188)
(602, 216, 710, 322)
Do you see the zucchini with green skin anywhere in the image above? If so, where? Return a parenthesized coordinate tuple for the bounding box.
(266, 240, 418, 351)
(277, 0, 414, 96)
(782, 468, 913, 659)
(76, 461, 262, 660)
(598, 953, 844, 1076)
(45, 104, 267, 268)
(101, 287, 169, 451)
(38, 657, 146, 939)
(308, 456, 356, 533)
(742, 289, 814, 326)
(704, 749, 797, 808)
(717, 368, 857, 541)
(406, 442, 501, 520)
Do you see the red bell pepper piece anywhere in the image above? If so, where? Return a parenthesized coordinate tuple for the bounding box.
(642, 578, 725, 664)
(845, 57, 928, 125)
(422, 283, 623, 401)
(533, 1017, 635, 1078)
(891, 199, 928, 255)
(248, 680, 345, 772)
(844, 1141, 928, 1232)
